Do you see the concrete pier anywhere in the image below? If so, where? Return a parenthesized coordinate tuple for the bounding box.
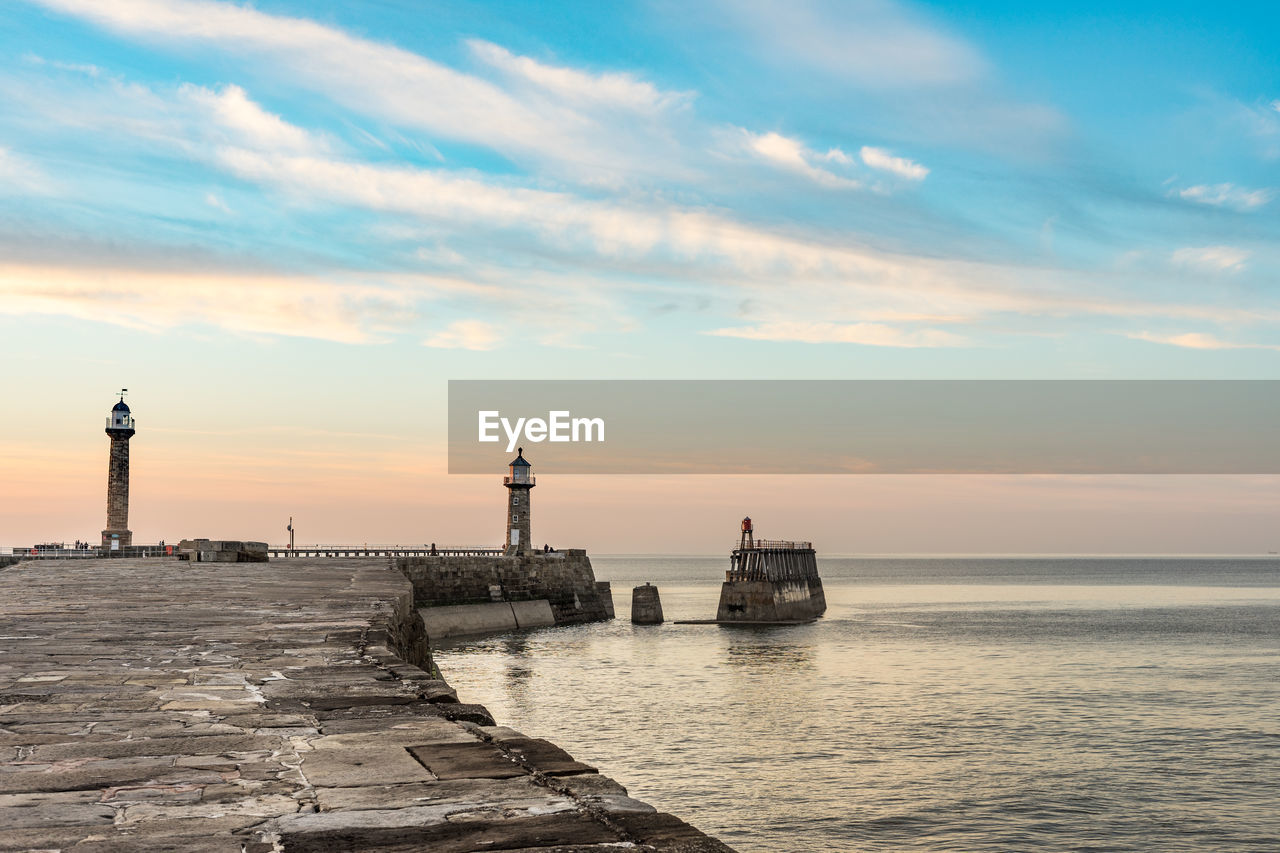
(0, 557, 733, 852)
(399, 551, 613, 627)
(422, 599, 556, 639)
(631, 583, 665, 624)
(717, 538, 826, 623)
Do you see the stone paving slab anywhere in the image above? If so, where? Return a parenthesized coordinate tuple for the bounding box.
(499, 737, 599, 777)
(405, 741, 530, 780)
(0, 558, 736, 852)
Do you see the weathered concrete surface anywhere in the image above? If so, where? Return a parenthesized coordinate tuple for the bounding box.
(597, 582, 615, 619)
(0, 558, 733, 852)
(715, 578, 827, 623)
(508, 600, 556, 630)
(177, 539, 269, 563)
(631, 584, 664, 625)
(420, 600, 555, 639)
(399, 552, 612, 626)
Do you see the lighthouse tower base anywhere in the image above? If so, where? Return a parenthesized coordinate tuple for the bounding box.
(101, 529, 132, 552)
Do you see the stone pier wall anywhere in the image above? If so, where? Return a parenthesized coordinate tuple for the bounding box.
(0, 557, 734, 852)
(397, 550, 613, 626)
(715, 577, 827, 622)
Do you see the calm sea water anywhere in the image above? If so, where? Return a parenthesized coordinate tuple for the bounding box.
(433, 557, 1280, 852)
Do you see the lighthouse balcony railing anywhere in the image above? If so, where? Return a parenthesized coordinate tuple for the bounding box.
(503, 475, 535, 486)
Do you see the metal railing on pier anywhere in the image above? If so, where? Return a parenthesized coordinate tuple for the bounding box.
(6, 546, 173, 560)
(6, 545, 508, 561)
(727, 541, 821, 583)
(733, 539, 813, 551)
(268, 544, 504, 558)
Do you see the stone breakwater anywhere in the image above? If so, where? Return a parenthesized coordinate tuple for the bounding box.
(0, 557, 734, 852)
(398, 551, 614, 626)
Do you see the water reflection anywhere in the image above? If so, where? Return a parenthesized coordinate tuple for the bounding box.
(722, 637, 816, 671)
(500, 634, 531, 656)
(432, 559, 1280, 853)
(497, 634, 539, 715)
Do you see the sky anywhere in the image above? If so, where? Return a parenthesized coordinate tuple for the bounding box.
(2, 0, 1279, 553)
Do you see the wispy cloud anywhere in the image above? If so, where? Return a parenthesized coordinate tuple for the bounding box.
(26, 0, 678, 183)
(22, 52, 102, 77)
(1128, 331, 1280, 352)
(200, 146, 1280, 336)
(423, 320, 500, 351)
(1173, 182, 1272, 211)
(715, 0, 986, 89)
(204, 192, 232, 213)
(705, 321, 966, 347)
(0, 262, 417, 343)
(1220, 96, 1280, 160)
(736, 129, 860, 188)
(859, 145, 928, 181)
(702, 0, 1064, 157)
(468, 40, 691, 113)
(1171, 246, 1251, 273)
(0, 146, 52, 194)
(183, 83, 323, 154)
(208, 144, 1002, 317)
(0, 72, 323, 162)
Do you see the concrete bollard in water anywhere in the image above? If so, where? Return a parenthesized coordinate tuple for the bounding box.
(631, 583, 664, 624)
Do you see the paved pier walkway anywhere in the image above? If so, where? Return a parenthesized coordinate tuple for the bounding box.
(0, 558, 733, 852)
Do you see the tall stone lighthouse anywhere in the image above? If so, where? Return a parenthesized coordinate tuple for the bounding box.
(101, 391, 135, 551)
(503, 448, 534, 555)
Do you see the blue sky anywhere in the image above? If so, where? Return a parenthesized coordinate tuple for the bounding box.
(2, 0, 1278, 371)
(2, 1, 1279, 549)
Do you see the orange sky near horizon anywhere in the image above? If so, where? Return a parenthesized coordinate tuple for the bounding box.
(5, 413, 1280, 555)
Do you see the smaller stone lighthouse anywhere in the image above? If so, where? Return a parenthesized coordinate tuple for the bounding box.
(102, 390, 136, 551)
(503, 448, 534, 555)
